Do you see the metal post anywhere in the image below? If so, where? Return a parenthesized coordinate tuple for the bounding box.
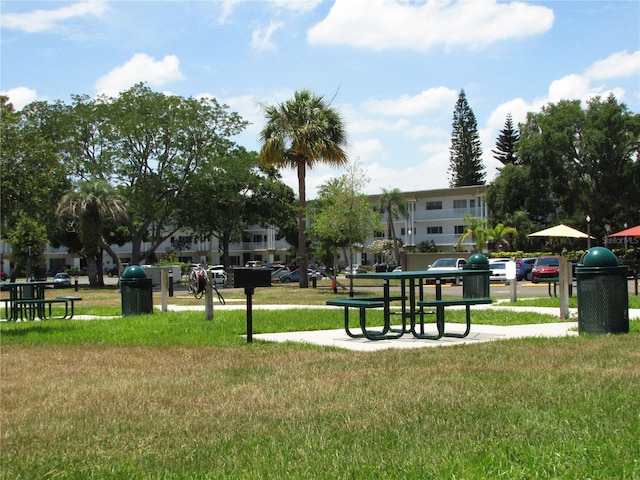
(559, 257, 570, 319)
(161, 269, 168, 312)
(246, 287, 254, 343)
(205, 271, 214, 321)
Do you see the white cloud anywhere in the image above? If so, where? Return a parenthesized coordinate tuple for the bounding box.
(273, 0, 323, 14)
(251, 21, 284, 51)
(363, 87, 458, 116)
(0, 86, 40, 110)
(0, 0, 108, 33)
(407, 125, 449, 140)
(94, 54, 185, 97)
(308, 0, 554, 51)
(349, 118, 410, 134)
(349, 138, 383, 160)
(585, 50, 640, 80)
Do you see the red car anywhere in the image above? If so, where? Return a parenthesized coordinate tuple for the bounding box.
(531, 256, 560, 283)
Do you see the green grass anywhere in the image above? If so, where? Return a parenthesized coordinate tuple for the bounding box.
(2, 286, 640, 478)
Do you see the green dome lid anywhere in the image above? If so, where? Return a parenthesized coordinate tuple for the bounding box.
(581, 247, 618, 267)
(121, 265, 148, 279)
(468, 253, 489, 266)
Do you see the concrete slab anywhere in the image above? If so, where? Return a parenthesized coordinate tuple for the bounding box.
(250, 321, 580, 351)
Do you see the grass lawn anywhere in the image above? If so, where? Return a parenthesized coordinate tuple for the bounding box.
(2, 283, 640, 478)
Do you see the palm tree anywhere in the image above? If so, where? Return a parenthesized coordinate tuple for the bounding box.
(379, 188, 408, 265)
(56, 180, 128, 287)
(259, 90, 348, 288)
(456, 215, 517, 253)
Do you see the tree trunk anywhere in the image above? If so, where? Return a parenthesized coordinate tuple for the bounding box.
(297, 161, 308, 288)
(86, 254, 100, 287)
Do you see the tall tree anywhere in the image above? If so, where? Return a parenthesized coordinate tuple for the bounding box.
(259, 89, 348, 288)
(492, 113, 520, 165)
(517, 95, 640, 237)
(49, 84, 248, 264)
(448, 90, 485, 187)
(379, 187, 408, 265)
(0, 97, 69, 233)
(56, 180, 128, 287)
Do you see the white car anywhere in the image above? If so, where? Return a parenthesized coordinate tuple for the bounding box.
(426, 258, 467, 285)
(489, 260, 509, 283)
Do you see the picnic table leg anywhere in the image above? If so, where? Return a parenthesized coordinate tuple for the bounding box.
(343, 307, 364, 339)
(443, 305, 472, 338)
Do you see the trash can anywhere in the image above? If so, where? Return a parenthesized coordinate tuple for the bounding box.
(121, 265, 153, 316)
(463, 253, 490, 298)
(576, 247, 628, 334)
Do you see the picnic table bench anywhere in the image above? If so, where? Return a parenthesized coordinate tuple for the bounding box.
(326, 295, 407, 340)
(11, 295, 82, 321)
(417, 297, 492, 339)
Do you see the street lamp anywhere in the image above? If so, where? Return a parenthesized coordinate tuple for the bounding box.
(586, 215, 592, 249)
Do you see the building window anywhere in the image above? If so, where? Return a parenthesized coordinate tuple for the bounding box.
(426, 201, 442, 210)
(374, 230, 385, 238)
(453, 199, 467, 209)
(455, 225, 466, 234)
(427, 226, 443, 234)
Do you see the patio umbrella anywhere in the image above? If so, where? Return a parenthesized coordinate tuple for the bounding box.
(528, 224, 595, 239)
(608, 225, 640, 237)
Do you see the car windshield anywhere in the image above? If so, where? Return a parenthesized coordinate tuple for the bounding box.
(492, 263, 505, 269)
(537, 258, 559, 267)
(432, 259, 456, 267)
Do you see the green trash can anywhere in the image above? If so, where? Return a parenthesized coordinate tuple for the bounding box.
(576, 247, 628, 334)
(463, 253, 490, 298)
(121, 265, 153, 316)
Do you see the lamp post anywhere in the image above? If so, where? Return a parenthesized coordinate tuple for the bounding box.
(586, 215, 592, 249)
(624, 223, 628, 251)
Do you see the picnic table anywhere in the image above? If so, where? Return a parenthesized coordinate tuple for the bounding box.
(1, 281, 81, 321)
(327, 268, 491, 341)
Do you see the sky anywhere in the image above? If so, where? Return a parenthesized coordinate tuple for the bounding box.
(1, 0, 639, 198)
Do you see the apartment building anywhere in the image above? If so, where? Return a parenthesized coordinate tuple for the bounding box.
(1, 185, 488, 276)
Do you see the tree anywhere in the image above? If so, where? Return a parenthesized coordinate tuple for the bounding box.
(51, 84, 248, 264)
(259, 89, 348, 288)
(311, 162, 381, 271)
(456, 215, 517, 253)
(178, 148, 296, 269)
(56, 180, 128, 287)
(517, 95, 640, 238)
(5, 213, 49, 281)
(448, 90, 485, 187)
(379, 187, 408, 265)
(492, 113, 519, 165)
(0, 97, 69, 233)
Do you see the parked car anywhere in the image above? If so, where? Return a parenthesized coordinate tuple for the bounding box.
(53, 272, 71, 288)
(519, 257, 536, 281)
(244, 261, 262, 268)
(427, 258, 467, 284)
(207, 269, 227, 286)
(345, 264, 367, 274)
(488, 261, 509, 283)
(531, 256, 560, 283)
(279, 269, 321, 283)
(270, 267, 290, 283)
(107, 264, 128, 277)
